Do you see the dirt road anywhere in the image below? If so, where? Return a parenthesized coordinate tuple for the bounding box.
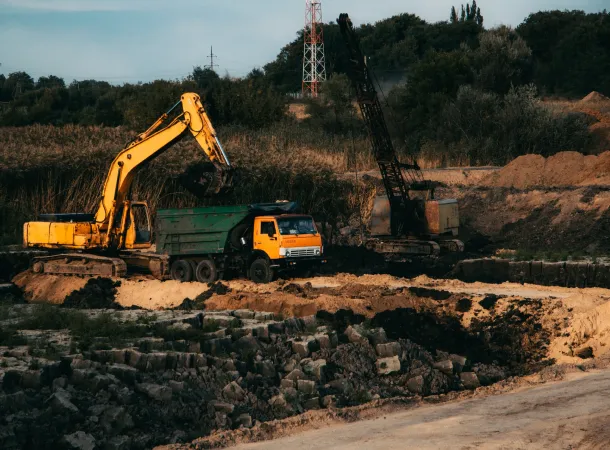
(232, 369, 610, 450)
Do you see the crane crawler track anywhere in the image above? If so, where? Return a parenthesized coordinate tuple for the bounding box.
(31, 254, 127, 278)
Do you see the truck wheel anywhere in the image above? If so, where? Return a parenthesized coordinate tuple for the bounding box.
(196, 259, 218, 283)
(171, 260, 193, 282)
(249, 259, 274, 284)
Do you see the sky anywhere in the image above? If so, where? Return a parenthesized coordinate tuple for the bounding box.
(0, 0, 607, 83)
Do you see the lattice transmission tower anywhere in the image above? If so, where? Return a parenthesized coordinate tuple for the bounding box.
(302, 0, 326, 98)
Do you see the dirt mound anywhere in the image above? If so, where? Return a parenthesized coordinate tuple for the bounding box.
(483, 151, 610, 189)
(62, 277, 122, 309)
(581, 91, 610, 104)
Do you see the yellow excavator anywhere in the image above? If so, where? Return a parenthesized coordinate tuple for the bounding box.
(23, 93, 233, 278)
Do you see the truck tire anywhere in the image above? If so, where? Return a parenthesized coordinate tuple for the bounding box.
(196, 259, 218, 284)
(171, 260, 193, 283)
(230, 223, 250, 250)
(249, 258, 274, 284)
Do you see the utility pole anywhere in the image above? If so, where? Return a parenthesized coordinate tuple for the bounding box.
(205, 46, 218, 72)
(302, 0, 326, 98)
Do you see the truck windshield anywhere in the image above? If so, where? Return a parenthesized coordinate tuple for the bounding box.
(277, 217, 317, 236)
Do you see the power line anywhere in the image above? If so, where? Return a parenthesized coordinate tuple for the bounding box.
(205, 46, 218, 72)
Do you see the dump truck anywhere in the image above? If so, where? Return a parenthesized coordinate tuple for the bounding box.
(155, 202, 326, 283)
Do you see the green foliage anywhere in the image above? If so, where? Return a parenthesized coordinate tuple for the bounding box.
(304, 74, 360, 134)
(517, 10, 610, 96)
(434, 84, 592, 164)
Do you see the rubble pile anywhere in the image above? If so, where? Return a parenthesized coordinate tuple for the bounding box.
(0, 304, 542, 449)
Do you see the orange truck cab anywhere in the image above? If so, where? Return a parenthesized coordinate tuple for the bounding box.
(155, 202, 326, 284)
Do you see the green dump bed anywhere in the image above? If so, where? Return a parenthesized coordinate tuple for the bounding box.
(155, 202, 299, 257)
(156, 205, 250, 257)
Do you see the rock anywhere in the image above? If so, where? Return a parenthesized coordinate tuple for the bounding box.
(376, 356, 401, 375)
(193, 354, 207, 368)
(254, 311, 275, 321)
(236, 413, 253, 428)
(71, 358, 93, 370)
(105, 435, 131, 450)
(449, 354, 467, 371)
(304, 397, 320, 410)
(268, 321, 286, 334)
(108, 364, 137, 384)
(302, 359, 326, 381)
(328, 379, 351, 394)
(202, 337, 232, 355)
(234, 335, 261, 353)
(297, 379, 316, 395)
(204, 314, 240, 328)
(62, 431, 96, 450)
(280, 379, 295, 389)
(52, 377, 67, 391)
(269, 393, 287, 408)
(460, 372, 480, 390)
(283, 387, 298, 401)
(283, 359, 298, 373)
(136, 383, 172, 402)
(345, 325, 368, 344)
(368, 328, 388, 346)
(188, 341, 201, 353)
(126, 349, 144, 369)
(111, 349, 127, 364)
(48, 390, 79, 414)
(433, 360, 454, 376)
(234, 309, 256, 320)
(406, 375, 424, 394)
(321, 395, 336, 408)
(284, 369, 306, 381)
(169, 380, 184, 393)
(223, 381, 245, 401)
(20, 370, 41, 389)
(255, 360, 276, 378)
(210, 400, 234, 414)
(101, 406, 133, 433)
(376, 342, 401, 358)
(145, 352, 168, 372)
(291, 338, 313, 358)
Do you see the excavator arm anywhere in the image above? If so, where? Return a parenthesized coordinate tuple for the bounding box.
(94, 92, 232, 225)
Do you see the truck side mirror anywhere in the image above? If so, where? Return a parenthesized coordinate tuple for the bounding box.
(267, 231, 276, 238)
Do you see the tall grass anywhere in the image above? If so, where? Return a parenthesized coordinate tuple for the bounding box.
(0, 123, 376, 244)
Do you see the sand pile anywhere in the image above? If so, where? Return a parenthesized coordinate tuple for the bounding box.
(580, 91, 610, 104)
(484, 151, 610, 188)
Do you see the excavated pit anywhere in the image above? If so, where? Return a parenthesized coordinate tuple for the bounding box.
(0, 275, 565, 449)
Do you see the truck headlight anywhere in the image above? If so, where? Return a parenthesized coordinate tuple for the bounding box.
(315, 248, 320, 256)
(279, 248, 287, 257)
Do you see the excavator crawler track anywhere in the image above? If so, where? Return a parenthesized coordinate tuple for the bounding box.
(31, 254, 127, 278)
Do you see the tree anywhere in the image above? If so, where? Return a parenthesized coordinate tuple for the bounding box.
(450, 6, 459, 24)
(472, 26, 533, 94)
(453, 2, 484, 27)
(36, 75, 65, 90)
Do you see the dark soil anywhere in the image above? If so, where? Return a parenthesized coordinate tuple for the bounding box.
(173, 282, 231, 310)
(62, 277, 122, 309)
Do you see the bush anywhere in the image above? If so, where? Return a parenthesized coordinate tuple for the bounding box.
(432, 84, 593, 165)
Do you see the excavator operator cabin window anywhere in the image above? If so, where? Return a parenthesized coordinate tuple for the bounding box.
(261, 221, 276, 236)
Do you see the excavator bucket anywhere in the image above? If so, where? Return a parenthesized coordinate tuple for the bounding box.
(180, 161, 234, 198)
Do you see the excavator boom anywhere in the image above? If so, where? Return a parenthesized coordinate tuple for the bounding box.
(95, 93, 232, 225)
(24, 93, 234, 277)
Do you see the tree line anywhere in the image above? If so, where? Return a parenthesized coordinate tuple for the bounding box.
(0, 6, 608, 164)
